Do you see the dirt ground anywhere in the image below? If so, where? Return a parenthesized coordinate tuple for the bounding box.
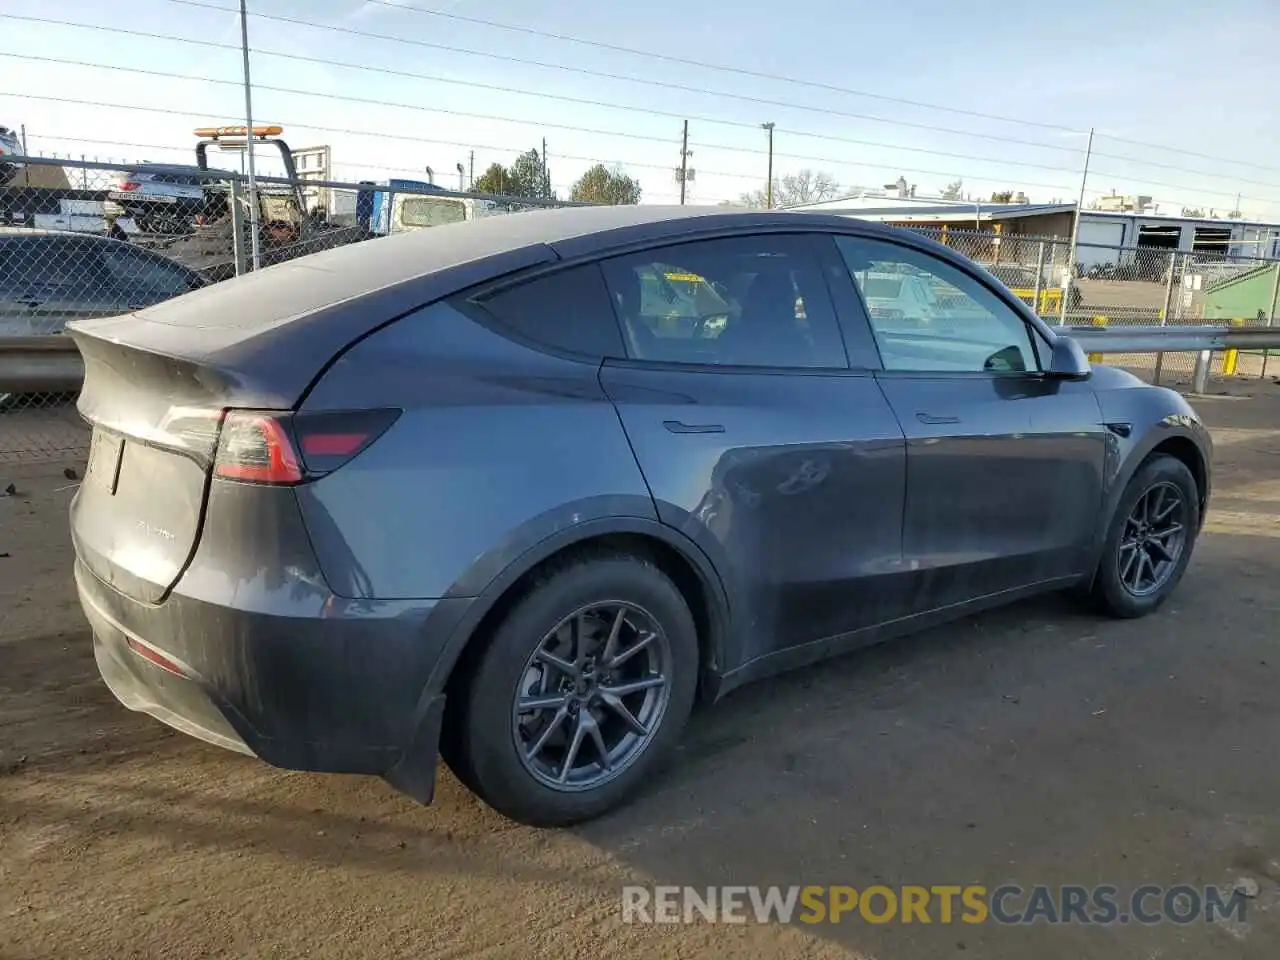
(4, 380, 1280, 960)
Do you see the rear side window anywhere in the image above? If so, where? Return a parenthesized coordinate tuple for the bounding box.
(598, 234, 848, 369)
(98, 245, 198, 299)
(473, 263, 625, 359)
(0, 237, 95, 292)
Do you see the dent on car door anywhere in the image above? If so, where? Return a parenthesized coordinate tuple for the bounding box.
(832, 234, 1106, 609)
(596, 233, 909, 673)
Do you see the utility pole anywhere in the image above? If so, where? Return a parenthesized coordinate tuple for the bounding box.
(1060, 126, 1095, 325)
(541, 137, 549, 199)
(761, 121, 775, 209)
(469, 150, 474, 190)
(238, 0, 261, 270)
(677, 120, 693, 205)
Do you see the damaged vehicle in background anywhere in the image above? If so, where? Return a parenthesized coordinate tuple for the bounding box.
(0, 227, 205, 401)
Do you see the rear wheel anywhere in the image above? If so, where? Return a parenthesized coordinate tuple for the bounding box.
(450, 552, 698, 827)
(1091, 454, 1200, 618)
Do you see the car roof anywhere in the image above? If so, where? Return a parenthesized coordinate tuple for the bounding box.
(70, 206, 957, 406)
(0, 226, 114, 239)
(126, 163, 234, 176)
(135, 205, 922, 326)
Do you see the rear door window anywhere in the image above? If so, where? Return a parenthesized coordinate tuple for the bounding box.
(598, 234, 848, 369)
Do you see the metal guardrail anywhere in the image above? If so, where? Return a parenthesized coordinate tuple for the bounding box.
(1058, 323, 1280, 353)
(2, 323, 1276, 397)
(0, 335, 83, 394)
(1061, 322, 1279, 393)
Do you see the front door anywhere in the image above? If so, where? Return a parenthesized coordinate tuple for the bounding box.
(597, 233, 909, 670)
(830, 234, 1107, 611)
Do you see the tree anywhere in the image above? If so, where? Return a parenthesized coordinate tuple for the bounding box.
(472, 162, 511, 196)
(777, 169, 841, 206)
(570, 164, 641, 204)
(470, 147, 554, 199)
(509, 148, 551, 199)
(1181, 206, 1206, 218)
(990, 190, 1015, 203)
(736, 168, 841, 208)
(939, 179, 964, 200)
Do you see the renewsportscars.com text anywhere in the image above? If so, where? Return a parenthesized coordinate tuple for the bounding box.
(621, 884, 1247, 926)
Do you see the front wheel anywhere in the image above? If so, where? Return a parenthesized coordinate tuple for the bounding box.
(1091, 454, 1200, 618)
(451, 552, 698, 827)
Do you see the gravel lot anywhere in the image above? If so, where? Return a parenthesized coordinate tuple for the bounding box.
(3, 381, 1280, 960)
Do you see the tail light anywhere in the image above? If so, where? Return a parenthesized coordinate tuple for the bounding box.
(116, 181, 141, 192)
(214, 409, 399, 485)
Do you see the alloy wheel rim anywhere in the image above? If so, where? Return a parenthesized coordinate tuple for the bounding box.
(512, 601, 672, 792)
(1117, 481, 1187, 598)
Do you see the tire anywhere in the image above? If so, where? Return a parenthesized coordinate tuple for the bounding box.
(1090, 454, 1200, 618)
(449, 551, 699, 827)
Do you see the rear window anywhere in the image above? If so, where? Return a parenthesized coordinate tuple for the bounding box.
(400, 198, 468, 228)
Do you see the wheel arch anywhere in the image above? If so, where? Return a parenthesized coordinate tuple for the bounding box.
(427, 518, 731, 712)
(1148, 434, 1208, 521)
(1084, 420, 1210, 590)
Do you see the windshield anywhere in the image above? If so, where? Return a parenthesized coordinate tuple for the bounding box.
(399, 197, 468, 228)
(260, 193, 301, 226)
(862, 277, 904, 299)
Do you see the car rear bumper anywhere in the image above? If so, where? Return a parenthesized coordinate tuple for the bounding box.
(75, 558, 468, 802)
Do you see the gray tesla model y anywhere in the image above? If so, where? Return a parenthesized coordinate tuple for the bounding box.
(68, 206, 1211, 826)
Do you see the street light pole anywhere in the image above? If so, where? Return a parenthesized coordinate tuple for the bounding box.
(238, 0, 261, 270)
(761, 121, 775, 209)
(1060, 126, 1095, 325)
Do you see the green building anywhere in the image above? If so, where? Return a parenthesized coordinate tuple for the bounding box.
(1203, 263, 1280, 321)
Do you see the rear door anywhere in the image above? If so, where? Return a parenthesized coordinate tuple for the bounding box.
(597, 233, 909, 669)
(830, 234, 1106, 609)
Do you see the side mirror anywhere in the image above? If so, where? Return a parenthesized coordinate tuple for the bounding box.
(1047, 334, 1092, 380)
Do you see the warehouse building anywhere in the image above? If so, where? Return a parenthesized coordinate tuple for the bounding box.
(787, 193, 1280, 269)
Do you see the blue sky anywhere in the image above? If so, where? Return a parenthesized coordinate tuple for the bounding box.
(3, 0, 1279, 216)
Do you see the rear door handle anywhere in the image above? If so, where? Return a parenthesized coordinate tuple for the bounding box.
(663, 420, 725, 434)
(916, 413, 960, 425)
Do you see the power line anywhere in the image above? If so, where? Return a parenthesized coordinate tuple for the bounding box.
(294, 0, 1082, 134)
(7, 12, 1277, 182)
(7, 15, 1280, 200)
(0, 54, 1072, 190)
(0, 54, 681, 149)
(11, 82, 1272, 212)
(148, 2, 1091, 155)
(9, 14, 1079, 158)
(1095, 133, 1280, 175)
(0, 48, 1098, 182)
(172, 0, 1280, 180)
(317, 0, 1280, 182)
(26, 130, 767, 182)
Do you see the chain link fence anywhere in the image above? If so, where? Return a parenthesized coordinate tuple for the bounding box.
(0, 155, 580, 463)
(4, 156, 1280, 463)
(911, 227, 1280, 385)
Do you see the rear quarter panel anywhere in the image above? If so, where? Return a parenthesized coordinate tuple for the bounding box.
(294, 301, 657, 600)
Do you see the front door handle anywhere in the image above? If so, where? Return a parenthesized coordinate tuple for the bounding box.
(916, 412, 960, 425)
(663, 420, 725, 434)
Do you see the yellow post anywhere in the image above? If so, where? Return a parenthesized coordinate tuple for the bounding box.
(1087, 315, 1108, 363)
(1222, 317, 1243, 376)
